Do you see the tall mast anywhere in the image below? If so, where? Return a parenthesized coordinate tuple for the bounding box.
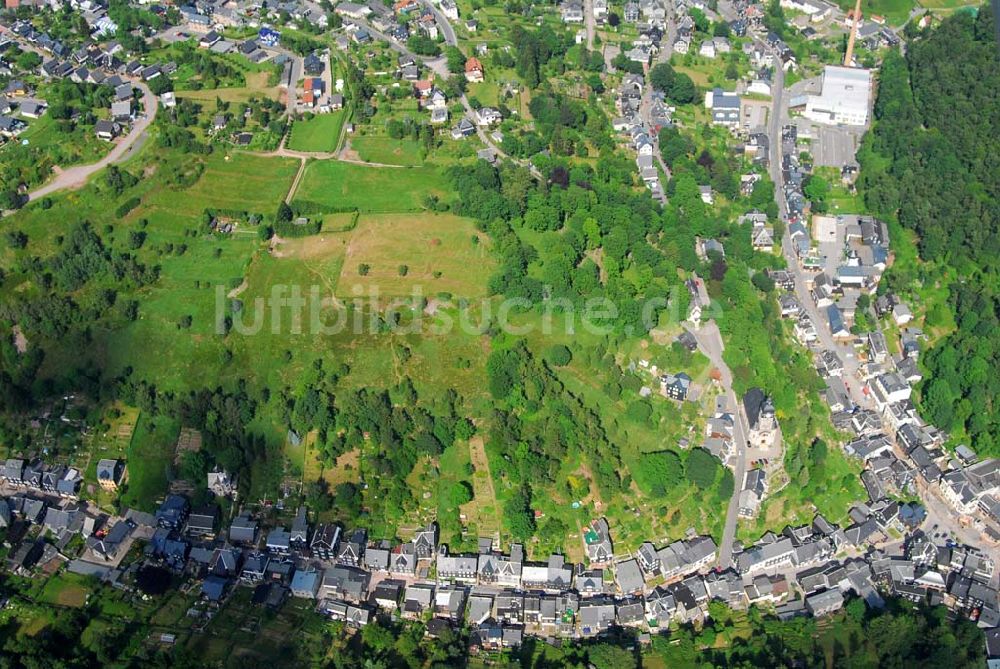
(844, 0, 863, 66)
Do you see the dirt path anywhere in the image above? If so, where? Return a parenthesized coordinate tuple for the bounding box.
(284, 157, 307, 204)
(227, 279, 249, 299)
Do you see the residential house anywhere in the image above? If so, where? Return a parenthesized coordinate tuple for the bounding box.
(464, 56, 484, 83)
(290, 569, 321, 599)
(156, 495, 189, 530)
(438, 551, 479, 582)
(186, 506, 218, 539)
(322, 565, 370, 602)
(660, 372, 692, 401)
(94, 119, 120, 141)
(310, 524, 340, 560)
(96, 459, 125, 490)
(290, 506, 309, 550)
(805, 589, 845, 616)
(739, 468, 767, 518)
(230, 513, 258, 545)
(87, 519, 135, 562)
(707, 88, 740, 127)
(585, 518, 613, 564)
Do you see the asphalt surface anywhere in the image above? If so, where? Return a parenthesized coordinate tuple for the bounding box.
(688, 321, 751, 570)
(27, 81, 157, 202)
(584, 0, 596, 50)
(766, 47, 1000, 565)
(637, 1, 677, 202)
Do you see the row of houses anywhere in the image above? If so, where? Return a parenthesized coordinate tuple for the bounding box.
(764, 85, 1000, 637)
(611, 72, 672, 201)
(3, 450, 997, 647)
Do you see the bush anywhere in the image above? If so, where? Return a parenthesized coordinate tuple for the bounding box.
(545, 344, 572, 366)
(633, 450, 683, 497)
(686, 447, 720, 489)
(115, 198, 141, 218)
(627, 400, 652, 423)
(4, 230, 28, 249)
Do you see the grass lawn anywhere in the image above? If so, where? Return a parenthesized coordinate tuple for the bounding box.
(287, 112, 347, 153)
(339, 213, 494, 297)
(917, 0, 980, 10)
(145, 152, 299, 216)
(350, 136, 424, 166)
(99, 203, 261, 389)
(834, 0, 915, 21)
(174, 71, 281, 104)
(293, 160, 450, 212)
(120, 412, 180, 510)
(38, 573, 91, 608)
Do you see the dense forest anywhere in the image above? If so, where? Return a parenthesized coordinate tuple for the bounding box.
(859, 8, 1000, 453)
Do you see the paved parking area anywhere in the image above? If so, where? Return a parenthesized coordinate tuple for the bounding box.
(812, 124, 865, 168)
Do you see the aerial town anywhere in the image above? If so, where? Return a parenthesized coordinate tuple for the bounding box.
(0, 0, 997, 663)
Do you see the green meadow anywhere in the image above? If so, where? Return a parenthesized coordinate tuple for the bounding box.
(293, 160, 450, 212)
(287, 112, 347, 153)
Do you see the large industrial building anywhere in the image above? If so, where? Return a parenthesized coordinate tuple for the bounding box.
(803, 66, 873, 127)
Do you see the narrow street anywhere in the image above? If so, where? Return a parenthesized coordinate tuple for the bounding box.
(26, 81, 158, 203)
(687, 321, 750, 570)
(417, 0, 544, 180)
(767, 60, 871, 410)
(765, 43, 999, 565)
(637, 0, 677, 202)
(584, 0, 596, 50)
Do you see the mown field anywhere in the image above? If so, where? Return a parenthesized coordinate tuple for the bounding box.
(174, 71, 280, 104)
(350, 136, 425, 166)
(293, 160, 450, 212)
(338, 213, 494, 297)
(287, 112, 347, 153)
(144, 151, 299, 216)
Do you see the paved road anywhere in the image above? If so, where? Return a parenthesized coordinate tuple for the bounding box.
(417, 0, 544, 180)
(584, 0, 596, 50)
(637, 0, 677, 202)
(26, 81, 158, 203)
(767, 59, 872, 411)
(688, 321, 751, 570)
(283, 54, 302, 115)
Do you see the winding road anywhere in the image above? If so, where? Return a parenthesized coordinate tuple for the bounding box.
(25, 81, 158, 204)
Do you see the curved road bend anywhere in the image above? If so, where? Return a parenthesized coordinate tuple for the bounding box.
(27, 81, 158, 203)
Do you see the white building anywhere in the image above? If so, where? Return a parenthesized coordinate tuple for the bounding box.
(803, 66, 873, 127)
(780, 0, 834, 21)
